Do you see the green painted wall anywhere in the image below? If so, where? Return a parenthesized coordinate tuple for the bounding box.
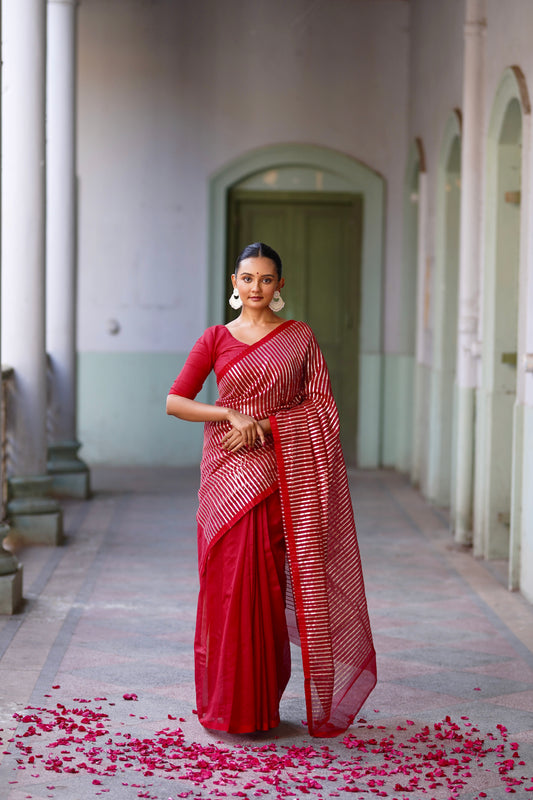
(78, 352, 205, 466)
(358, 354, 383, 467)
(382, 353, 414, 471)
(520, 405, 533, 604)
(412, 362, 432, 492)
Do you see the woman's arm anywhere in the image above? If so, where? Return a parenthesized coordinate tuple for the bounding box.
(258, 418, 272, 434)
(166, 394, 266, 449)
(166, 394, 228, 423)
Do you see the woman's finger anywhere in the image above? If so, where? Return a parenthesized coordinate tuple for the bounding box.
(222, 431, 245, 450)
(226, 439, 246, 452)
(255, 422, 265, 445)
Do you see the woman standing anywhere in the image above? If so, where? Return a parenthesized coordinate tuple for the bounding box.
(166, 242, 376, 737)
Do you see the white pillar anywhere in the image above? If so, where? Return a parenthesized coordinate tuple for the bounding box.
(1, 0, 62, 544)
(453, 0, 486, 544)
(0, 0, 23, 612)
(46, 0, 89, 498)
(411, 170, 428, 487)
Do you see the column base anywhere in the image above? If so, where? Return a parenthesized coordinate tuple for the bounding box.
(0, 523, 23, 614)
(47, 441, 91, 499)
(0, 566, 23, 614)
(7, 476, 63, 546)
(454, 524, 473, 547)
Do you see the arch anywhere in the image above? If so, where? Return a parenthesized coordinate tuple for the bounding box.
(477, 67, 530, 592)
(427, 111, 462, 506)
(208, 144, 385, 467)
(509, 65, 531, 115)
(414, 136, 427, 174)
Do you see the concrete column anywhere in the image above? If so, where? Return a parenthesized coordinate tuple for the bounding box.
(1, 0, 62, 545)
(452, 0, 486, 545)
(411, 170, 428, 488)
(46, 0, 90, 498)
(0, 9, 23, 613)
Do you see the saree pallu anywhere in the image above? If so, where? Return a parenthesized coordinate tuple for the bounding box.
(198, 319, 376, 737)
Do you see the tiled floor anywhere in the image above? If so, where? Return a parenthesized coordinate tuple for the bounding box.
(0, 467, 532, 800)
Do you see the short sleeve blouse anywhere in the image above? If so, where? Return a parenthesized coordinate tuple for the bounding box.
(168, 326, 248, 400)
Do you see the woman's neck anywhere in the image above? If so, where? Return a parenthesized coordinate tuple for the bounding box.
(233, 309, 280, 327)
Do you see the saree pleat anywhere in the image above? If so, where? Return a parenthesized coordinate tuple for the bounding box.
(195, 491, 290, 733)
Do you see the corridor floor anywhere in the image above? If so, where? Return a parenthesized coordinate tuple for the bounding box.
(1, 467, 533, 800)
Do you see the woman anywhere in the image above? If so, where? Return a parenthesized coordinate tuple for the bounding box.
(166, 242, 376, 737)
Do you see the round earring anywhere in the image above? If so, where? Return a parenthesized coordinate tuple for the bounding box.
(269, 290, 285, 312)
(229, 289, 242, 310)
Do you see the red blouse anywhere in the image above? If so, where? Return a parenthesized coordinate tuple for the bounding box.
(169, 325, 248, 399)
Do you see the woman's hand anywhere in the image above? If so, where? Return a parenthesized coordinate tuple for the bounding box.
(220, 428, 248, 452)
(221, 409, 265, 452)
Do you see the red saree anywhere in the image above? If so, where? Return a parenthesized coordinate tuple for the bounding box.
(190, 319, 376, 737)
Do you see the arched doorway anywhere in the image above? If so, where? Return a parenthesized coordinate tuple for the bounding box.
(478, 68, 530, 582)
(428, 112, 462, 506)
(208, 144, 385, 468)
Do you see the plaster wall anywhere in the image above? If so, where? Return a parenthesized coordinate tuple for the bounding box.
(382, 0, 463, 472)
(76, 0, 410, 465)
(403, 0, 464, 365)
(404, 0, 533, 376)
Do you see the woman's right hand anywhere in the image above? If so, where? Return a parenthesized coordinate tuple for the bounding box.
(222, 408, 265, 451)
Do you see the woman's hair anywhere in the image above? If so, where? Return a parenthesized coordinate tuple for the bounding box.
(235, 242, 282, 279)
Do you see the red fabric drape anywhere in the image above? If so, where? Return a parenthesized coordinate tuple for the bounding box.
(270, 327, 376, 736)
(196, 320, 376, 737)
(195, 491, 290, 733)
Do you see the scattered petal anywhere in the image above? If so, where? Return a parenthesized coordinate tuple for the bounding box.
(6, 699, 531, 799)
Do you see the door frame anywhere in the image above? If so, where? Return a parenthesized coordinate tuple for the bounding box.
(207, 144, 385, 467)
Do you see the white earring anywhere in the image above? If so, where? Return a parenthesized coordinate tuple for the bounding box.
(229, 289, 242, 310)
(269, 290, 285, 312)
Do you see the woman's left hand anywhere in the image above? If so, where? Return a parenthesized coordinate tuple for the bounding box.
(220, 418, 272, 452)
(221, 428, 251, 452)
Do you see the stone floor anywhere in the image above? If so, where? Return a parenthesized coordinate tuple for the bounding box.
(1, 467, 533, 800)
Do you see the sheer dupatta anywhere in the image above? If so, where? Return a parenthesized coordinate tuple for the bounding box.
(198, 320, 376, 736)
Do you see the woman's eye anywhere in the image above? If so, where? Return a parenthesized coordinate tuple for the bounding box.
(263, 278, 272, 284)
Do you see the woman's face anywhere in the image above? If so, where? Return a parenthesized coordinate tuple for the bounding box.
(232, 257, 284, 310)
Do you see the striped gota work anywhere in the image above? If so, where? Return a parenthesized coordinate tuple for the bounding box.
(197, 320, 376, 736)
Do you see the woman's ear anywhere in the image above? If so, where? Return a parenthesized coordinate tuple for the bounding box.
(278, 277, 285, 290)
(231, 273, 237, 290)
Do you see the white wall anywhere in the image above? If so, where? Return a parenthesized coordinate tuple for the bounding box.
(77, 0, 410, 356)
(402, 0, 465, 363)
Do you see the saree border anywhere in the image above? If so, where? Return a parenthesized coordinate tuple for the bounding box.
(217, 319, 295, 383)
(269, 413, 315, 732)
(198, 482, 279, 576)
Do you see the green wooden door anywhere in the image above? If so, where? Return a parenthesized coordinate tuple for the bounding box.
(227, 191, 362, 464)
